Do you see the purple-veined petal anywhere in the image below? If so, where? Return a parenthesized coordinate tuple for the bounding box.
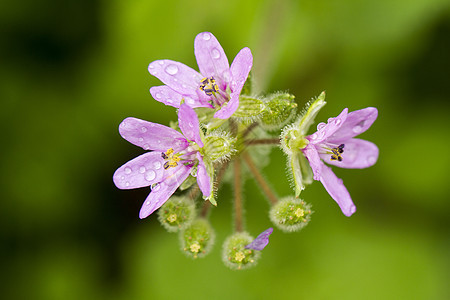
(119, 117, 188, 152)
(328, 107, 378, 141)
(245, 227, 273, 251)
(150, 86, 213, 109)
(320, 138, 379, 169)
(319, 164, 356, 217)
(308, 108, 348, 145)
(213, 89, 241, 119)
(178, 104, 203, 147)
(139, 164, 191, 219)
(196, 153, 211, 197)
(194, 32, 229, 83)
(113, 152, 165, 189)
(302, 144, 323, 181)
(148, 60, 203, 97)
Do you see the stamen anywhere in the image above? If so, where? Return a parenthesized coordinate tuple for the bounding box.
(199, 77, 219, 96)
(161, 148, 181, 169)
(330, 144, 345, 162)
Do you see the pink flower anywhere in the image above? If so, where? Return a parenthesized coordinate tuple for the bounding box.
(245, 228, 273, 251)
(148, 32, 253, 119)
(302, 107, 379, 216)
(113, 104, 211, 219)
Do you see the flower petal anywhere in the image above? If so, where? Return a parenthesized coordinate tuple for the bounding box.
(119, 117, 188, 152)
(148, 60, 203, 97)
(308, 108, 348, 145)
(328, 107, 378, 141)
(214, 47, 253, 119)
(320, 138, 379, 169)
(245, 227, 273, 251)
(113, 152, 165, 189)
(302, 144, 323, 181)
(139, 164, 191, 219)
(178, 104, 203, 147)
(150, 86, 213, 109)
(196, 153, 211, 197)
(194, 32, 229, 83)
(319, 164, 356, 217)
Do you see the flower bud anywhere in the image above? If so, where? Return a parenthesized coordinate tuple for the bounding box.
(260, 93, 297, 130)
(203, 131, 235, 162)
(222, 232, 261, 270)
(179, 218, 215, 259)
(157, 196, 196, 232)
(233, 96, 265, 122)
(269, 197, 312, 232)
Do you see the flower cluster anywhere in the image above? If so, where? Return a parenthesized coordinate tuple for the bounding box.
(113, 32, 378, 269)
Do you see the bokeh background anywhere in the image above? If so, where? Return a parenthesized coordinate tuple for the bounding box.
(1, 0, 449, 299)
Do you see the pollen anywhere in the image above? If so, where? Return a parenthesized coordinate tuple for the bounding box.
(199, 77, 219, 96)
(162, 148, 181, 169)
(235, 251, 245, 262)
(294, 208, 304, 217)
(330, 144, 345, 162)
(167, 214, 177, 223)
(190, 242, 201, 253)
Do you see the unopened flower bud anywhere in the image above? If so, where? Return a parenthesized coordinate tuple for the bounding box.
(179, 218, 215, 259)
(222, 232, 261, 270)
(233, 96, 265, 122)
(157, 196, 196, 232)
(203, 131, 235, 162)
(269, 197, 312, 232)
(260, 93, 297, 130)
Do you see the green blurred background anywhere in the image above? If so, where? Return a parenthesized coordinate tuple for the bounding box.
(1, 0, 449, 299)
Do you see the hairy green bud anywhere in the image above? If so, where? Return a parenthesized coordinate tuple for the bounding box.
(233, 96, 265, 122)
(203, 131, 235, 162)
(260, 93, 297, 130)
(222, 232, 261, 270)
(157, 196, 196, 232)
(179, 218, 215, 259)
(269, 197, 312, 232)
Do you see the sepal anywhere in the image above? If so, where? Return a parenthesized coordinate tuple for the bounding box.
(157, 196, 196, 232)
(269, 197, 312, 232)
(179, 218, 215, 259)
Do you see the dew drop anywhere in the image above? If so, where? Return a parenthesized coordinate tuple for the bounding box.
(145, 170, 156, 181)
(125, 181, 130, 187)
(188, 122, 193, 128)
(141, 126, 148, 133)
(202, 32, 211, 40)
(155, 93, 161, 99)
(182, 84, 187, 89)
(211, 48, 221, 59)
(317, 122, 326, 130)
(335, 119, 342, 125)
(152, 183, 161, 191)
(158, 61, 164, 65)
(143, 143, 150, 150)
(146, 201, 150, 205)
(139, 166, 146, 174)
(149, 65, 154, 69)
(121, 176, 125, 180)
(124, 167, 132, 174)
(138, 137, 143, 142)
(167, 98, 173, 103)
(153, 161, 162, 170)
(367, 156, 376, 165)
(353, 125, 362, 134)
(165, 64, 179, 75)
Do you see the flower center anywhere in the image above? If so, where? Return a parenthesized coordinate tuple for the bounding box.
(199, 77, 219, 96)
(330, 144, 345, 162)
(161, 148, 181, 169)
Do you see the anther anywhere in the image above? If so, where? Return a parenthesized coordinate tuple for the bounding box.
(330, 144, 345, 161)
(199, 77, 219, 96)
(161, 148, 181, 169)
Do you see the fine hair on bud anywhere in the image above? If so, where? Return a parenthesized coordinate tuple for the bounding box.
(157, 196, 196, 232)
(179, 218, 215, 259)
(269, 196, 313, 232)
(222, 232, 261, 270)
(203, 130, 236, 163)
(259, 92, 297, 131)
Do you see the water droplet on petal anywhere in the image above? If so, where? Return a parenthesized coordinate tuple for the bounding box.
(317, 122, 326, 130)
(141, 127, 147, 133)
(153, 161, 162, 170)
(143, 143, 150, 150)
(188, 122, 193, 128)
(155, 93, 161, 99)
(165, 64, 178, 75)
(121, 176, 125, 180)
(145, 170, 156, 181)
(202, 32, 211, 40)
(151, 183, 161, 191)
(124, 167, 132, 174)
(167, 98, 173, 103)
(139, 166, 146, 173)
(149, 65, 154, 69)
(138, 137, 144, 142)
(211, 48, 220, 59)
(336, 119, 342, 125)
(158, 61, 164, 65)
(125, 181, 130, 187)
(353, 125, 362, 134)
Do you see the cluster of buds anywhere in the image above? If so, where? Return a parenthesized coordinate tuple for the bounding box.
(113, 32, 379, 269)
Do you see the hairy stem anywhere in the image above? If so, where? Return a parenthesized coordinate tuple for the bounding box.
(234, 158, 243, 232)
(242, 152, 278, 205)
(245, 138, 280, 146)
